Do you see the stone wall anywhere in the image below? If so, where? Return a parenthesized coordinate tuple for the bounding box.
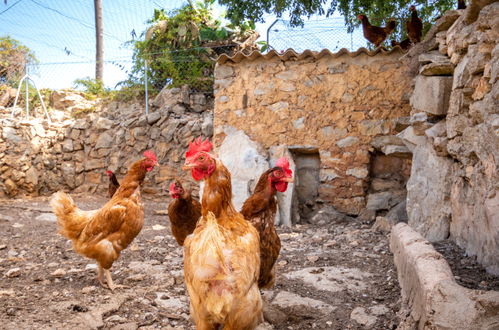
(399, 2, 499, 275)
(213, 49, 413, 215)
(0, 86, 213, 198)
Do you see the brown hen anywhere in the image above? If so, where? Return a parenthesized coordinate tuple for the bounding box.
(51, 151, 157, 291)
(358, 14, 397, 47)
(182, 138, 263, 330)
(167, 179, 201, 246)
(240, 158, 293, 289)
(407, 5, 423, 43)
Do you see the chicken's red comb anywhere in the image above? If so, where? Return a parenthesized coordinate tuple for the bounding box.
(169, 181, 177, 192)
(185, 137, 212, 159)
(276, 157, 293, 176)
(106, 170, 113, 175)
(143, 150, 157, 162)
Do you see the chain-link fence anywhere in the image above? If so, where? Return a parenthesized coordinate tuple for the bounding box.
(266, 17, 369, 53)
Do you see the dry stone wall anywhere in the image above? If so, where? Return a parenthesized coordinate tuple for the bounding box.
(213, 49, 413, 215)
(399, 2, 499, 275)
(0, 86, 213, 198)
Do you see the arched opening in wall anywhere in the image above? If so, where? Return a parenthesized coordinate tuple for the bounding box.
(289, 146, 320, 224)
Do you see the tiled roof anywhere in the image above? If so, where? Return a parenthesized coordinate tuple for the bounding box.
(217, 46, 405, 64)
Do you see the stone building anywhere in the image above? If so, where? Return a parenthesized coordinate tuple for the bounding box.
(213, 48, 413, 223)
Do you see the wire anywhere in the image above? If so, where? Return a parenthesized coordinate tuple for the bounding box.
(0, 0, 24, 16)
(29, 0, 124, 43)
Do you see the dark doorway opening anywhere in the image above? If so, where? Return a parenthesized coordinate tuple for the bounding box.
(289, 147, 320, 224)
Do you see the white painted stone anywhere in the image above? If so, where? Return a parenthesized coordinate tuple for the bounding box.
(218, 128, 270, 211)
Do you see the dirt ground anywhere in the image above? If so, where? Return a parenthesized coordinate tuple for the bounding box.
(0, 195, 402, 330)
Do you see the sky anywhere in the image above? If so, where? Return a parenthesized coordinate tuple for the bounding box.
(0, 0, 366, 90)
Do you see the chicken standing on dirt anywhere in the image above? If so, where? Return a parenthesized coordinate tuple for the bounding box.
(182, 138, 263, 330)
(240, 158, 293, 289)
(50, 151, 157, 291)
(407, 6, 423, 43)
(358, 14, 397, 47)
(106, 170, 120, 198)
(167, 179, 201, 246)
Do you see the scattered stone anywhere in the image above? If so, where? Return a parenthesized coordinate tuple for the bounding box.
(0, 215, 14, 222)
(36, 213, 57, 222)
(0, 289, 15, 296)
(12, 223, 24, 228)
(5, 267, 21, 278)
(105, 315, 127, 323)
(85, 264, 98, 271)
(81, 286, 97, 294)
(277, 260, 288, 267)
(372, 217, 392, 233)
(152, 224, 166, 231)
(51, 269, 66, 278)
(0, 244, 6, 250)
(307, 256, 320, 263)
(154, 210, 168, 215)
(284, 266, 371, 292)
(271, 291, 335, 314)
(350, 307, 377, 327)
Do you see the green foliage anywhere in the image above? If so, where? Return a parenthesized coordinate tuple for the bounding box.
(0, 36, 37, 85)
(73, 77, 110, 99)
(122, 0, 256, 93)
(219, 0, 456, 40)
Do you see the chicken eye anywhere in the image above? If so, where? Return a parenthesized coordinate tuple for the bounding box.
(198, 156, 205, 161)
(274, 170, 283, 178)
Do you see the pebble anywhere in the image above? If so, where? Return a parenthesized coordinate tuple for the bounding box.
(0, 244, 6, 250)
(278, 260, 288, 266)
(127, 274, 146, 282)
(0, 289, 15, 296)
(85, 264, 98, 270)
(12, 222, 24, 228)
(47, 262, 59, 268)
(350, 240, 359, 247)
(307, 256, 320, 263)
(152, 224, 166, 231)
(105, 315, 126, 323)
(5, 267, 21, 278)
(51, 269, 66, 278)
(81, 286, 97, 294)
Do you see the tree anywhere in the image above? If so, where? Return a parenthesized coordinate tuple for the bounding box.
(219, 0, 457, 36)
(0, 36, 37, 85)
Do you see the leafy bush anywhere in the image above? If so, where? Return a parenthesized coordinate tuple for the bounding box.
(73, 77, 110, 99)
(121, 0, 257, 94)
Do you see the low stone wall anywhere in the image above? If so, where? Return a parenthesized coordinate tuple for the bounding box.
(399, 2, 499, 274)
(0, 87, 213, 198)
(390, 223, 499, 329)
(214, 48, 413, 215)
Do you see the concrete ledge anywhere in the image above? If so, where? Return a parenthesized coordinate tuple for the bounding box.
(390, 223, 499, 330)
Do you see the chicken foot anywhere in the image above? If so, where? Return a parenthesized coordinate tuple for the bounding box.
(97, 266, 128, 291)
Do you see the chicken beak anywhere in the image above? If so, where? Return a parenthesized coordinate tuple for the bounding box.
(182, 163, 194, 171)
(282, 176, 294, 183)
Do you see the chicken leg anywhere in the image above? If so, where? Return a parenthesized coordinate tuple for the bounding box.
(97, 266, 107, 289)
(103, 268, 129, 291)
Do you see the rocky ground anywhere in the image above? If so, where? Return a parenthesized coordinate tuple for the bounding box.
(0, 195, 402, 329)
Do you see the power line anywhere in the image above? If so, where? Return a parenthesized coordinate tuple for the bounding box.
(0, 0, 24, 16)
(29, 0, 124, 43)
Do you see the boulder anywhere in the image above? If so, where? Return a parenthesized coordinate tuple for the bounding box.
(406, 140, 453, 242)
(410, 76, 453, 115)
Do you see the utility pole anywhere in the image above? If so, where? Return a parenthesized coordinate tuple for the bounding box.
(94, 0, 103, 81)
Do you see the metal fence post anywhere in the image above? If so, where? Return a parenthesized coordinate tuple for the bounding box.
(25, 63, 29, 119)
(144, 60, 149, 115)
